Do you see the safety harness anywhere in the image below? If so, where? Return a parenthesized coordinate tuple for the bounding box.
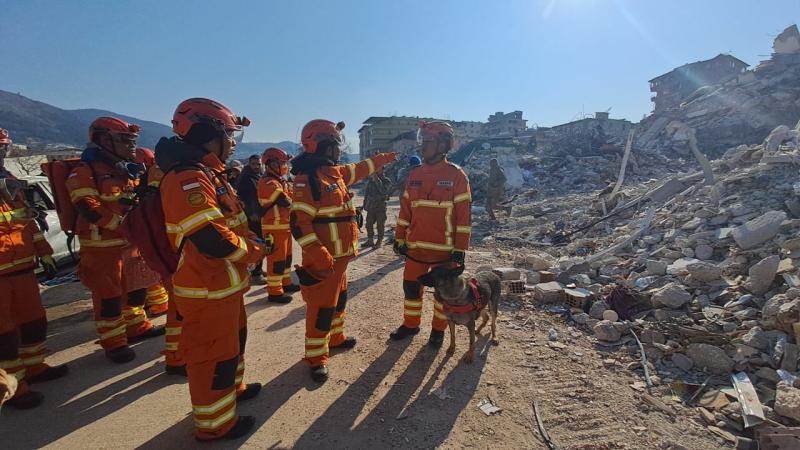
(442, 278, 485, 314)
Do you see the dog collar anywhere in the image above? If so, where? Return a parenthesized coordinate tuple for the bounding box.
(443, 278, 485, 314)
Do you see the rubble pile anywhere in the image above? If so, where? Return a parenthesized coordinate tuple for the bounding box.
(637, 25, 800, 159)
(484, 123, 800, 442)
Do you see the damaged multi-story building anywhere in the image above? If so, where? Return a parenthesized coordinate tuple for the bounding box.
(648, 54, 749, 113)
(485, 111, 527, 136)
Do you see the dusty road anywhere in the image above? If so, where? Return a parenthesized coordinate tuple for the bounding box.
(0, 203, 727, 449)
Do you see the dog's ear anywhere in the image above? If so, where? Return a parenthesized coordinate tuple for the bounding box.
(448, 264, 465, 278)
(417, 272, 437, 287)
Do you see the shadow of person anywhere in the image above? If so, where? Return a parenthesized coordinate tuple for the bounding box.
(0, 341, 175, 449)
(347, 258, 404, 299)
(263, 305, 305, 332)
(135, 360, 317, 450)
(293, 339, 433, 449)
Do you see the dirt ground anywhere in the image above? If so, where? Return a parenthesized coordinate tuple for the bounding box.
(0, 201, 729, 450)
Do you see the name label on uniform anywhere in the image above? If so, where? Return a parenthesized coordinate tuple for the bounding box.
(295, 182, 306, 188)
(437, 180, 454, 187)
(409, 180, 423, 187)
(181, 179, 201, 191)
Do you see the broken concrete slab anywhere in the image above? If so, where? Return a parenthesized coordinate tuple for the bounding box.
(687, 343, 734, 375)
(732, 210, 787, 250)
(749, 255, 780, 295)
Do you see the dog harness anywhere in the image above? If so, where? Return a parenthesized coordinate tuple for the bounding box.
(443, 278, 485, 314)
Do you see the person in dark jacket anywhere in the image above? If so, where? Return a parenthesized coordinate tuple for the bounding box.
(236, 155, 266, 283)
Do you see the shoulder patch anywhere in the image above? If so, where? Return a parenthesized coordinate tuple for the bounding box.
(181, 178, 202, 191)
(408, 180, 423, 187)
(187, 191, 208, 207)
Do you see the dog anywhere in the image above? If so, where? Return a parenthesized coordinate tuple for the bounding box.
(418, 265, 501, 363)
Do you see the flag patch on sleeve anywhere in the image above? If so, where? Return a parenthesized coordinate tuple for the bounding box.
(181, 179, 202, 191)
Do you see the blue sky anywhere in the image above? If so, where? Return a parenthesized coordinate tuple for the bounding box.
(2, 0, 798, 147)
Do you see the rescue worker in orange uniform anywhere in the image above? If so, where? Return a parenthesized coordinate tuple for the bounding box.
(290, 119, 396, 382)
(257, 147, 300, 303)
(134, 146, 184, 374)
(134, 147, 170, 317)
(0, 128, 68, 409)
(66, 118, 165, 364)
(391, 121, 472, 347)
(156, 98, 264, 441)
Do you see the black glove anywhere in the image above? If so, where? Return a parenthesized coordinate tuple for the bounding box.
(450, 250, 465, 265)
(393, 239, 408, 256)
(40, 255, 58, 279)
(263, 234, 275, 255)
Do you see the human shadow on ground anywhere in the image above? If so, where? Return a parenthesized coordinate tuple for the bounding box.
(294, 333, 491, 449)
(293, 338, 440, 449)
(135, 360, 318, 450)
(0, 337, 178, 448)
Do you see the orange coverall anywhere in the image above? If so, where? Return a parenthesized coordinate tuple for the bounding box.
(0, 172, 54, 400)
(395, 160, 472, 331)
(291, 152, 395, 367)
(161, 151, 263, 440)
(257, 174, 293, 296)
(66, 155, 154, 351)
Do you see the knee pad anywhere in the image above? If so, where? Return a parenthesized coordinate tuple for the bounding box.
(286, 253, 292, 267)
(126, 288, 147, 307)
(100, 297, 122, 318)
(315, 307, 335, 332)
(238, 327, 247, 355)
(19, 318, 47, 345)
(403, 280, 422, 299)
(211, 355, 239, 390)
(0, 331, 19, 361)
(272, 260, 286, 274)
(335, 290, 348, 313)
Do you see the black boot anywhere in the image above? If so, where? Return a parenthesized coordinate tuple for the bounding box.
(332, 336, 356, 350)
(389, 325, 420, 341)
(106, 346, 136, 364)
(428, 330, 445, 349)
(283, 284, 301, 293)
(8, 390, 44, 410)
(128, 325, 166, 343)
(267, 294, 293, 304)
(26, 364, 69, 384)
(221, 416, 256, 440)
(237, 383, 262, 402)
(310, 365, 329, 383)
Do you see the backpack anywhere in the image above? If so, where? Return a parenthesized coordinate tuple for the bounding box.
(118, 163, 212, 279)
(41, 158, 86, 260)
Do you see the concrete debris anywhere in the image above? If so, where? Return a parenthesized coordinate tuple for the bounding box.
(481, 25, 800, 428)
(775, 382, 800, 422)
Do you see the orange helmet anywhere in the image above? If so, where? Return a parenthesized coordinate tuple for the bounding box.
(261, 147, 290, 165)
(172, 98, 250, 140)
(135, 147, 156, 168)
(0, 128, 11, 145)
(301, 119, 345, 154)
(89, 117, 140, 145)
(417, 120, 455, 151)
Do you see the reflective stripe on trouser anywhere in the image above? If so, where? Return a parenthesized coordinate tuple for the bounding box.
(123, 288, 154, 338)
(146, 283, 169, 315)
(402, 254, 451, 331)
(266, 230, 293, 296)
(300, 257, 350, 367)
(0, 270, 50, 383)
(174, 292, 243, 440)
(79, 249, 128, 350)
(161, 280, 184, 367)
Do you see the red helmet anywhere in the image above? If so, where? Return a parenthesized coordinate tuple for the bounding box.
(172, 98, 250, 139)
(261, 147, 290, 165)
(301, 119, 345, 154)
(135, 147, 156, 167)
(89, 117, 140, 145)
(0, 128, 11, 145)
(417, 120, 455, 151)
